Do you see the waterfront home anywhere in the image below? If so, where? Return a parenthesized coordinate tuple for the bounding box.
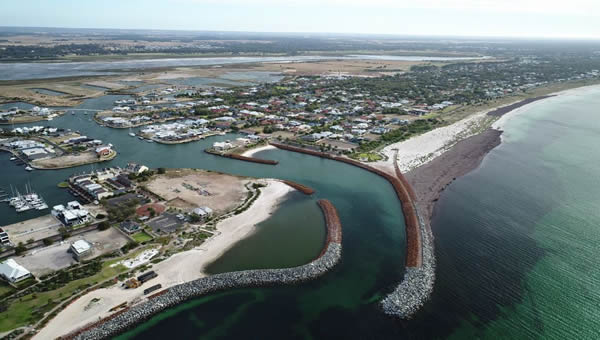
(52, 203, 90, 227)
(95, 145, 112, 157)
(0, 259, 32, 283)
(126, 163, 149, 175)
(213, 141, 233, 151)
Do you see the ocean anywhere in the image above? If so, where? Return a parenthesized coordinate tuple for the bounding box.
(118, 86, 600, 339)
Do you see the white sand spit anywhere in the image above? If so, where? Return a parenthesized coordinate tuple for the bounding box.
(34, 179, 293, 340)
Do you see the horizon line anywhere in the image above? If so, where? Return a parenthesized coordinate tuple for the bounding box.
(1, 25, 599, 41)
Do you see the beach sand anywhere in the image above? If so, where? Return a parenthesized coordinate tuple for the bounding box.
(241, 144, 277, 157)
(401, 86, 600, 226)
(34, 179, 293, 340)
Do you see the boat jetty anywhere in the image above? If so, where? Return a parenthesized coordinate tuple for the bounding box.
(3, 184, 48, 212)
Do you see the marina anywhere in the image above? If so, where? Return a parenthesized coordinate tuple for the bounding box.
(4, 184, 48, 212)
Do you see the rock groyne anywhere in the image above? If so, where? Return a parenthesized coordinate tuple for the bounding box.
(269, 142, 432, 318)
(270, 142, 421, 267)
(204, 149, 279, 165)
(281, 180, 315, 195)
(69, 200, 342, 340)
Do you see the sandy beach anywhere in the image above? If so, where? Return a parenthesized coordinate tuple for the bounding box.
(34, 179, 293, 340)
(401, 87, 600, 225)
(241, 144, 277, 157)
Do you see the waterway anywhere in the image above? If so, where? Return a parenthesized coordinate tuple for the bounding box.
(0, 55, 482, 80)
(109, 86, 600, 339)
(3, 83, 598, 338)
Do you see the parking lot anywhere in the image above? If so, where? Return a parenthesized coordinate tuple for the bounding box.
(17, 227, 130, 276)
(3, 215, 62, 245)
(146, 213, 183, 233)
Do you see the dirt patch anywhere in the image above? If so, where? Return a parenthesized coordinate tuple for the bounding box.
(253, 59, 444, 76)
(136, 203, 166, 217)
(31, 151, 114, 169)
(145, 169, 247, 214)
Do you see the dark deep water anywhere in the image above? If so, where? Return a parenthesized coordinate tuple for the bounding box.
(118, 87, 600, 339)
(2, 85, 600, 339)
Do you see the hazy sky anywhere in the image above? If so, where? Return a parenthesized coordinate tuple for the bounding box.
(2, 0, 600, 38)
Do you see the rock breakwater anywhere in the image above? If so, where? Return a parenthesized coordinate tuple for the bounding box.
(68, 200, 342, 340)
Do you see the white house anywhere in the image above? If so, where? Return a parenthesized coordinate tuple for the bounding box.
(0, 259, 32, 283)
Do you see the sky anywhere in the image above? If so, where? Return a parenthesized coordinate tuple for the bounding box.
(2, 0, 600, 39)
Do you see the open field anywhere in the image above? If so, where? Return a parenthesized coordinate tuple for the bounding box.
(15, 227, 130, 277)
(252, 59, 447, 76)
(131, 231, 153, 243)
(0, 81, 105, 107)
(31, 150, 116, 169)
(0, 258, 129, 332)
(145, 169, 248, 214)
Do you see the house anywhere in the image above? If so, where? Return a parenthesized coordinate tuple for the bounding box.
(70, 240, 92, 261)
(213, 142, 233, 151)
(52, 203, 90, 227)
(192, 206, 213, 219)
(126, 163, 149, 175)
(95, 145, 112, 157)
(0, 259, 31, 283)
(120, 220, 141, 234)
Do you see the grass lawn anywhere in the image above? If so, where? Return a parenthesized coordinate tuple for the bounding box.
(131, 231, 153, 243)
(0, 261, 127, 332)
(354, 152, 383, 162)
(0, 281, 15, 299)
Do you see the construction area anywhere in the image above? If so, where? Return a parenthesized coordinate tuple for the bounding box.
(145, 169, 247, 214)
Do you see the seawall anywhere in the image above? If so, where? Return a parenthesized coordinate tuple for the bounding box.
(269, 142, 433, 319)
(204, 149, 279, 165)
(69, 200, 342, 340)
(269, 142, 421, 267)
(281, 180, 315, 195)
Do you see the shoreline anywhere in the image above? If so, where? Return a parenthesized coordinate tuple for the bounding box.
(380, 85, 600, 317)
(34, 179, 293, 340)
(403, 85, 600, 227)
(67, 198, 342, 340)
(241, 144, 277, 157)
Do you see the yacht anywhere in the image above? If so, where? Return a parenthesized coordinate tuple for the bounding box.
(9, 157, 16, 161)
(25, 166, 34, 171)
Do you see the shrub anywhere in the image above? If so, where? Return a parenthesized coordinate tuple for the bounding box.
(97, 221, 110, 231)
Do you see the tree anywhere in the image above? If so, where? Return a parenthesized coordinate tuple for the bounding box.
(98, 221, 110, 231)
(14, 242, 27, 255)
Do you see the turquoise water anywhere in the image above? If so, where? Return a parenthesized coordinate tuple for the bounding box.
(4, 85, 600, 338)
(118, 86, 600, 339)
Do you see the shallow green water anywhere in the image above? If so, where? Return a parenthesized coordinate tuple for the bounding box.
(4, 85, 600, 339)
(117, 86, 600, 339)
